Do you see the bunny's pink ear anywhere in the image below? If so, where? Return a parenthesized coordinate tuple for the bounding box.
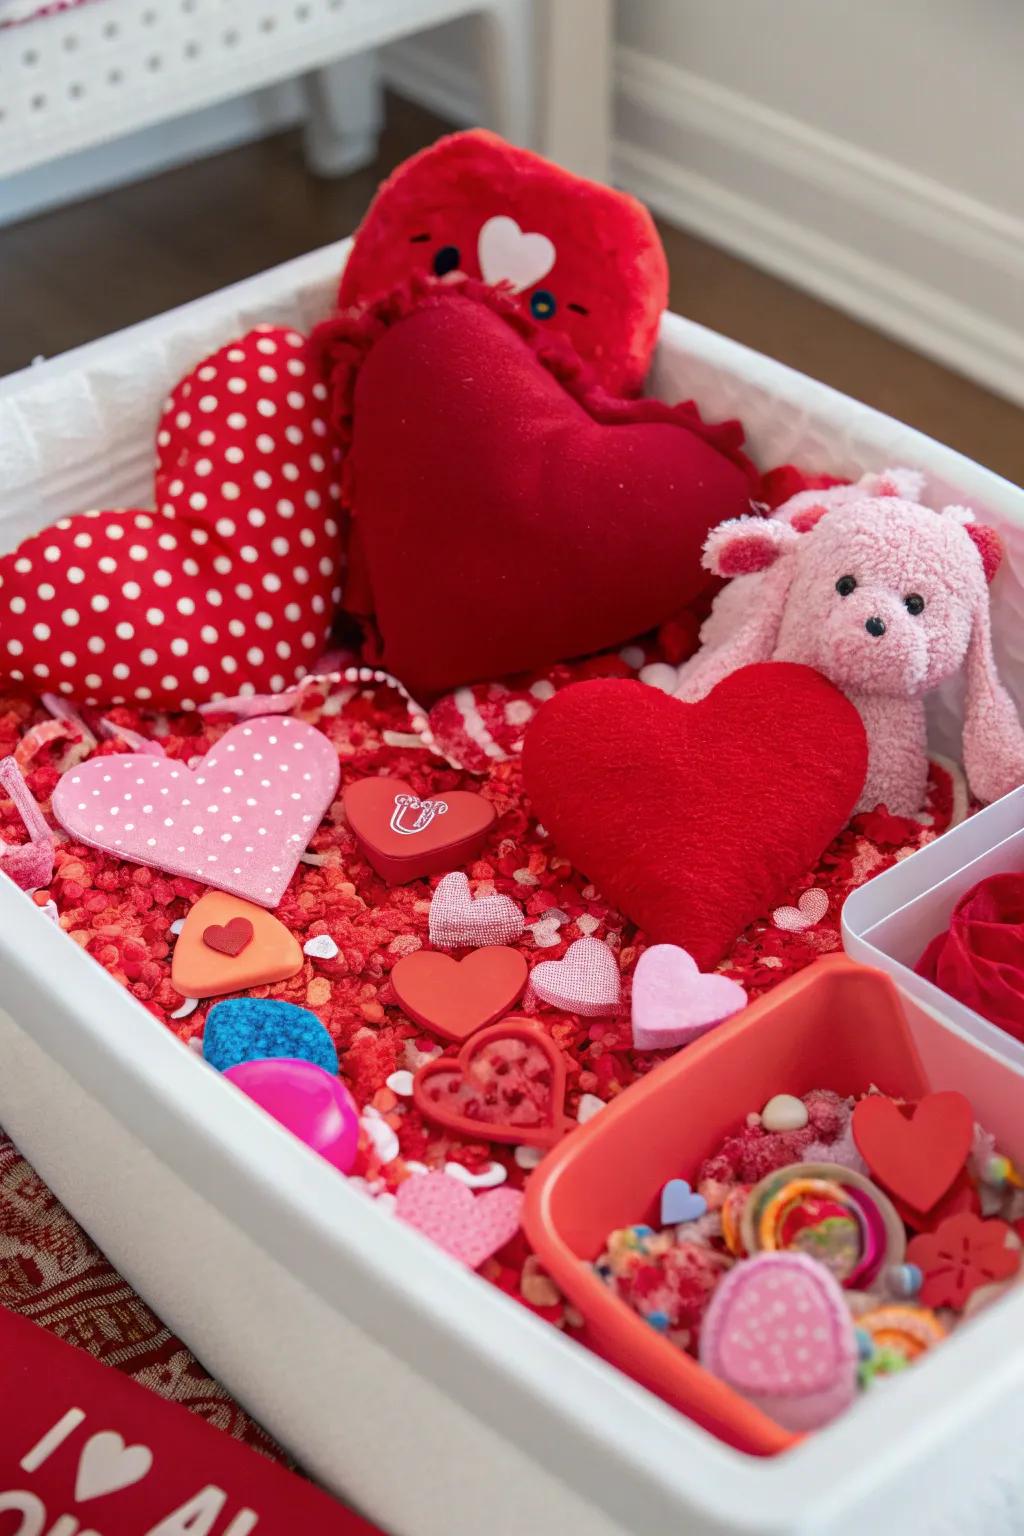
(964, 523, 1003, 583)
(962, 588, 1024, 804)
(703, 516, 798, 577)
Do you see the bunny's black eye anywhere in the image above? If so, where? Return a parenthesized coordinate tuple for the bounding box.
(530, 289, 557, 320)
(835, 575, 857, 596)
(433, 244, 461, 277)
(905, 593, 925, 615)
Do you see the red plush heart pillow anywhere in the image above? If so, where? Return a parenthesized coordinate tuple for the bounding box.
(522, 664, 868, 968)
(0, 327, 341, 711)
(316, 282, 761, 698)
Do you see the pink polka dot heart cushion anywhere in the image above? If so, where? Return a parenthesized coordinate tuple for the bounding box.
(0, 326, 342, 711)
(52, 716, 340, 907)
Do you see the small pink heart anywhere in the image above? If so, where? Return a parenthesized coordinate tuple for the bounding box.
(772, 887, 829, 933)
(52, 716, 339, 909)
(526, 935, 621, 1017)
(394, 1171, 524, 1268)
(428, 871, 525, 949)
(699, 1253, 857, 1432)
(631, 943, 746, 1050)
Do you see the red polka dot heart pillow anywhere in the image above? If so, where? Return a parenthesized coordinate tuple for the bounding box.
(0, 326, 342, 711)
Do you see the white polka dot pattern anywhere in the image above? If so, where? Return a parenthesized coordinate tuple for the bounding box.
(698, 1252, 858, 1432)
(51, 716, 340, 908)
(0, 326, 342, 710)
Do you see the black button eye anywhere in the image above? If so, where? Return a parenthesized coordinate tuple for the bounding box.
(905, 593, 925, 615)
(835, 575, 857, 596)
(433, 244, 460, 277)
(530, 288, 557, 320)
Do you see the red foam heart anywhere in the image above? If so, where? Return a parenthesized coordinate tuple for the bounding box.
(202, 917, 254, 957)
(413, 1018, 573, 1148)
(343, 775, 495, 883)
(0, 326, 341, 711)
(391, 946, 528, 1042)
(522, 664, 868, 969)
(318, 284, 760, 696)
(852, 1091, 974, 1215)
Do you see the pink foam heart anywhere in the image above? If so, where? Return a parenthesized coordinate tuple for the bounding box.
(631, 943, 746, 1050)
(394, 1171, 524, 1268)
(527, 935, 621, 1017)
(699, 1252, 858, 1432)
(772, 887, 829, 932)
(52, 716, 339, 908)
(428, 871, 525, 949)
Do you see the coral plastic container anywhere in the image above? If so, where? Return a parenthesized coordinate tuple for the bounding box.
(4, 243, 1024, 1536)
(524, 956, 1024, 1456)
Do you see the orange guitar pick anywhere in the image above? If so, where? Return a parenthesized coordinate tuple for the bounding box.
(171, 891, 303, 1000)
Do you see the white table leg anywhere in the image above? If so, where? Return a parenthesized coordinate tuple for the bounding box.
(478, 0, 538, 148)
(303, 49, 384, 178)
(538, 0, 612, 181)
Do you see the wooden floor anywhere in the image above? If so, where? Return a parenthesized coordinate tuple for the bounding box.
(2, 94, 1021, 485)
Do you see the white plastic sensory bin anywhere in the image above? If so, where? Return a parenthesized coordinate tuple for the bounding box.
(2, 240, 1024, 1536)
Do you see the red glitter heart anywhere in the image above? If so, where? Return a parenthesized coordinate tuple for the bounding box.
(202, 917, 254, 957)
(413, 1018, 573, 1148)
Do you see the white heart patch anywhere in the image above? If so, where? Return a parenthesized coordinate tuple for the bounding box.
(75, 1430, 153, 1502)
(478, 215, 556, 295)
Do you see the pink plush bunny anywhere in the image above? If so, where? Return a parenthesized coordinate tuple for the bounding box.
(672, 477, 1024, 815)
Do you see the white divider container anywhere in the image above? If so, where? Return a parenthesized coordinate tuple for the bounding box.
(2, 240, 1024, 1536)
(843, 786, 1024, 1072)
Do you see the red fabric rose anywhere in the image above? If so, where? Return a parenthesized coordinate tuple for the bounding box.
(907, 1212, 1020, 1311)
(916, 873, 1024, 1041)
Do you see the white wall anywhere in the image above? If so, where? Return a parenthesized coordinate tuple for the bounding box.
(384, 0, 1024, 406)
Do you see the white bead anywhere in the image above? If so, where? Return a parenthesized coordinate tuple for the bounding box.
(761, 1093, 809, 1132)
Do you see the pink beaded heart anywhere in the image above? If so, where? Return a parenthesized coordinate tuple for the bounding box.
(772, 888, 829, 933)
(631, 943, 746, 1050)
(526, 935, 621, 1017)
(428, 871, 525, 949)
(52, 716, 339, 907)
(699, 1252, 857, 1432)
(394, 1172, 524, 1269)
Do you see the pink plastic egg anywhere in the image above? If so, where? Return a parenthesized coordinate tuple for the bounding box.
(224, 1057, 360, 1174)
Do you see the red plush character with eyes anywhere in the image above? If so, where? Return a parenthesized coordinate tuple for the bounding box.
(338, 129, 668, 397)
(318, 130, 764, 697)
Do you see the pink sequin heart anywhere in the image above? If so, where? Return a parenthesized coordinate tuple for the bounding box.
(527, 935, 621, 1017)
(394, 1172, 524, 1269)
(699, 1252, 857, 1432)
(428, 870, 525, 949)
(772, 888, 829, 932)
(631, 943, 746, 1050)
(52, 716, 339, 908)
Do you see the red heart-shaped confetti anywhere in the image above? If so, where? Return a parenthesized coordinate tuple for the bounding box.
(413, 1018, 572, 1148)
(852, 1091, 974, 1216)
(202, 917, 254, 957)
(0, 326, 341, 710)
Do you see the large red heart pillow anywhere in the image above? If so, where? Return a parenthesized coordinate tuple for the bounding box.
(522, 664, 868, 968)
(0, 326, 341, 711)
(316, 282, 761, 698)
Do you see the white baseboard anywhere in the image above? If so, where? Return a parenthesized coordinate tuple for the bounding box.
(382, 38, 1024, 408)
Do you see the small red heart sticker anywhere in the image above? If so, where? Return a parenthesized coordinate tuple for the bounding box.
(202, 917, 255, 957)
